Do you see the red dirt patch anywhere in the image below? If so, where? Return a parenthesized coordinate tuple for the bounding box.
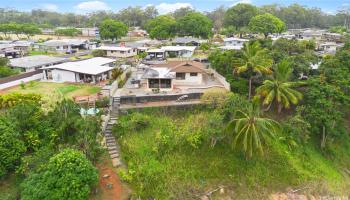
(96, 164, 125, 200)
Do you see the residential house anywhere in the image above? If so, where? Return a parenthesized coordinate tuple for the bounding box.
(42, 57, 115, 83)
(172, 37, 201, 46)
(122, 61, 230, 96)
(127, 27, 147, 37)
(97, 46, 137, 58)
(146, 49, 166, 60)
(316, 42, 344, 55)
(0, 40, 31, 58)
(161, 46, 196, 58)
(140, 61, 207, 90)
(80, 27, 99, 37)
(297, 29, 325, 41)
(124, 42, 150, 54)
(223, 37, 249, 48)
(38, 39, 94, 53)
(9, 55, 67, 72)
(322, 33, 343, 42)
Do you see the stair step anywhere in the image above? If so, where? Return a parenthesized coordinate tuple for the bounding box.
(106, 138, 115, 142)
(106, 142, 116, 146)
(109, 149, 118, 154)
(107, 146, 117, 151)
(112, 158, 122, 167)
(106, 137, 115, 140)
(110, 153, 119, 159)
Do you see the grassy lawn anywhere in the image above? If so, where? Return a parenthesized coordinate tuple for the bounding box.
(1, 81, 101, 99)
(113, 107, 350, 199)
(28, 50, 64, 57)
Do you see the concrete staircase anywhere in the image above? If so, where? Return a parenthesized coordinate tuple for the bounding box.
(104, 96, 122, 167)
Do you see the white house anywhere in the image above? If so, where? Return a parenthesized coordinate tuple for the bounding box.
(146, 49, 166, 60)
(141, 61, 207, 90)
(38, 39, 94, 53)
(80, 27, 99, 37)
(317, 42, 344, 55)
(9, 55, 67, 72)
(97, 46, 137, 58)
(161, 46, 196, 58)
(172, 37, 202, 46)
(223, 37, 249, 49)
(42, 57, 115, 83)
(0, 40, 32, 58)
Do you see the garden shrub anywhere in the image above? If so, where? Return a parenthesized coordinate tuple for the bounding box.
(20, 149, 98, 200)
(0, 117, 26, 177)
(200, 88, 229, 108)
(130, 113, 150, 131)
(95, 97, 109, 108)
(0, 93, 41, 109)
(91, 49, 106, 57)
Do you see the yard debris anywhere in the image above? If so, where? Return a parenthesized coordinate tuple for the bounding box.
(106, 183, 113, 189)
(103, 174, 110, 179)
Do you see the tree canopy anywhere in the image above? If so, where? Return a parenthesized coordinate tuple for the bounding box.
(224, 4, 258, 34)
(176, 12, 213, 39)
(20, 149, 98, 200)
(99, 19, 128, 41)
(145, 15, 176, 40)
(249, 13, 285, 38)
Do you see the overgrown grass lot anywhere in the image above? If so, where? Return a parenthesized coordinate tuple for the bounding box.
(113, 104, 350, 199)
(1, 81, 101, 99)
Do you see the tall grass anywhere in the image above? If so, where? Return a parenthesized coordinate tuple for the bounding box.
(114, 107, 350, 199)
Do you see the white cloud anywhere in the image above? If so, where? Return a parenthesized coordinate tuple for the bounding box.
(156, 3, 193, 14)
(41, 3, 58, 11)
(231, 0, 252, 6)
(75, 1, 109, 11)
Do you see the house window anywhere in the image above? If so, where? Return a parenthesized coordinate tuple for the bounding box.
(190, 73, 198, 76)
(160, 79, 171, 88)
(176, 73, 185, 80)
(148, 79, 159, 88)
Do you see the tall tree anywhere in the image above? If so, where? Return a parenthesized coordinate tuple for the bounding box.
(145, 15, 176, 40)
(249, 13, 285, 38)
(171, 7, 195, 20)
(301, 78, 349, 148)
(176, 12, 213, 38)
(256, 59, 303, 112)
(99, 19, 128, 41)
(233, 42, 273, 99)
(22, 24, 41, 39)
(224, 3, 258, 37)
(206, 6, 226, 33)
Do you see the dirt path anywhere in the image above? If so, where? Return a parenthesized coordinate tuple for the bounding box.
(95, 159, 130, 200)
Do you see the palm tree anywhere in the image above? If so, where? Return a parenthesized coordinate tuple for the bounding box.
(233, 41, 273, 99)
(226, 99, 279, 158)
(256, 59, 303, 113)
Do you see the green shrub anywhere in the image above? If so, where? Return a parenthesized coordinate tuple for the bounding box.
(0, 117, 26, 177)
(20, 81, 25, 89)
(20, 149, 98, 200)
(95, 97, 109, 108)
(91, 49, 106, 57)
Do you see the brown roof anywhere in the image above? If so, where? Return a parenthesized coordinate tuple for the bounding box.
(151, 61, 206, 73)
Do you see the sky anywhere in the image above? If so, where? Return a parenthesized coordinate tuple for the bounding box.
(1, 0, 349, 15)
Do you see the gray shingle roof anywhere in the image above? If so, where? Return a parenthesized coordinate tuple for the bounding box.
(10, 55, 68, 69)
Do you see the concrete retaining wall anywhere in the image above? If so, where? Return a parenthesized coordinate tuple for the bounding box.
(0, 71, 42, 90)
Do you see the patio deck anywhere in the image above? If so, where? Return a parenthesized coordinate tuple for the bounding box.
(114, 70, 226, 97)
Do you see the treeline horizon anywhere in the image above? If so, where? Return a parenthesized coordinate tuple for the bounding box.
(0, 3, 349, 30)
